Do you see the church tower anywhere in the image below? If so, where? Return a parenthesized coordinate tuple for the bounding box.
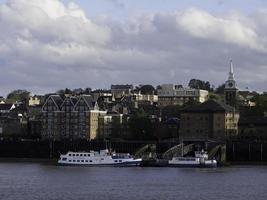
(224, 60, 238, 108)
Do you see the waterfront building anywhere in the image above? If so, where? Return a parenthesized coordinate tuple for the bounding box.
(42, 95, 106, 141)
(157, 84, 209, 107)
(224, 60, 238, 108)
(179, 100, 239, 142)
(42, 95, 63, 140)
(238, 117, 267, 140)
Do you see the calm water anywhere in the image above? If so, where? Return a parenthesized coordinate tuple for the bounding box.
(0, 162, 267, 200)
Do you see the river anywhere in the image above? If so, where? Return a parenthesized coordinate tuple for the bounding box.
(0, 162, 266, 200)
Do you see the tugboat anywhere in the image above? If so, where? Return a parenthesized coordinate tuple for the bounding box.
(168, 150, 217, 168)
(58, 149, 142, 166)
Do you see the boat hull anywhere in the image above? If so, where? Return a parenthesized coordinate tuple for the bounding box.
(58, 160, 142, 167)
(167, 163, 217, 168)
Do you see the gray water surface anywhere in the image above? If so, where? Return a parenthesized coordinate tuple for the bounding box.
(0, 163, 266, 200)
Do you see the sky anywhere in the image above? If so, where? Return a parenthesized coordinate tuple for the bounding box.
(0, 0, 267, 96)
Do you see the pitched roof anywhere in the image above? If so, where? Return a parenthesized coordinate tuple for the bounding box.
(82, 95, 95, 108)
(0, 104, 14, 111)
(50, 95, 63, 108)
(182, 100, 235, 113)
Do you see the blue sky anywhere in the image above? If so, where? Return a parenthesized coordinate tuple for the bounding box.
(60, 0, 267, 17)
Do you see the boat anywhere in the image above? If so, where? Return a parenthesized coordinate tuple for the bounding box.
(58, 149, 142, 166)
(168, 150, 217, 168)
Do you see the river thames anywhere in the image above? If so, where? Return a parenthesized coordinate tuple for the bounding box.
(0, 162, 267, 200)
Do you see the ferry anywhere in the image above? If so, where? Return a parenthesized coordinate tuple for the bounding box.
(58, 149, 142, 166)
(168, 150, 217, 168)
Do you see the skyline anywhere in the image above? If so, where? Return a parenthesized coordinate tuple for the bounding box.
(0, 0, 267, 96)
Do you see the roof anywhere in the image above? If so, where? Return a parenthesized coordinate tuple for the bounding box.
(111, 84, 133, 90)
(0, 104, 14, 111)
(164, 118, 180, 125)
(81, 95, 95, 108)
(50, 95, 63, 108)
(182, 100, 235, 113)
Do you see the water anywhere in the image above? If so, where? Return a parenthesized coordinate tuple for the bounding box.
(0, 162, 267, 200)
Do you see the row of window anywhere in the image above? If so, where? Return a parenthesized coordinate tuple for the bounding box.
(68, 153, 91, 157)
(62, 158, 123, 163)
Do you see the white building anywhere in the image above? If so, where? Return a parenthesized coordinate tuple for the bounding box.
(157, 84, 209, 107)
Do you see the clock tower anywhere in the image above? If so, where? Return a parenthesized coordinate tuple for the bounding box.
(224, 60, 238, 108)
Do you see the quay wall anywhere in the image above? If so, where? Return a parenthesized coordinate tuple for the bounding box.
(1, 140, 267, 162)
(0, 140, 178, 159)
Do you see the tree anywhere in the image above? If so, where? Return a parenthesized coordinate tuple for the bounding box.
(139, 85, 155, 95)
(188, 79, 212, 91)
(128, 109, 155, 140)
(6, 89, 30, 103)
(215, 84, 225, 94)
(161, 105, 182, 120)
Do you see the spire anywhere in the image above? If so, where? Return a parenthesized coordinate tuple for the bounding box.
(228, 60, 234, 80)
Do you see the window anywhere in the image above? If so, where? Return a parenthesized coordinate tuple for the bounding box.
(62, 158, 67, 161)
(81, 160, 84, 162)
(115, 160, 118, 163)
(76, 154, 79, 156)
(85, 160, 88, 162)
(80, 154, 83, 156)
(73, 160, 76, 162)
(77, 160, 80, 162)
(84, 154, 87, 156)
(119, 160, 122, 162)
(90, 160, 92, 162)
(68, 160, 71, 162)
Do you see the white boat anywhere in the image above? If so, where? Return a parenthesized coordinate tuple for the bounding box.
(168, 150, 217, 168)
(58, 149, 142, 166)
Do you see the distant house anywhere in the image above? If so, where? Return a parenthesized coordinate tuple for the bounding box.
(28, 95, 42, 106)
(0, 96, 5, 104)
(111, 84, 133, 99)
(0, 104, 16, 114)
(179, 100, 239, 142)
(157, 84, 209, 107)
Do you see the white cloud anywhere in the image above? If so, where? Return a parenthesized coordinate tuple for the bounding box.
(0, 0, 267, 95)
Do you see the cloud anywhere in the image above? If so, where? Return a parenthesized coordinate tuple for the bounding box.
(0, 0, 267, 96)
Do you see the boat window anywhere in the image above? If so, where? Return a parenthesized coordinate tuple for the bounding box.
(119, 160, 122, 162)
(84, 154, 87, 156)
(115, 160, 118, 163)
(62, 158, 67, 161)
(77, 160, 80, 162)
(101, 158, 104, 160)
(90, 160, 92, 162)
(68, 154, 71, 156)
(73, 160, 76, 162)
(81, 160, 84, 162)
(68, 160, 71, 162)
(80, 154, 83, 156)
(85, 160, 88, 162)
(76, 154, 79, 156)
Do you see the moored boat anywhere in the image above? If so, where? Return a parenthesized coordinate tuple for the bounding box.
(168, 150, 217, 168)
(58, 149, 142, 166)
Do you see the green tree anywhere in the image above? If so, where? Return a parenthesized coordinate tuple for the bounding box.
(139, 85, 155, 95)
(188, 79, 212, 91)
(6, 89, 30, 103)
(128, 109, 155, 140)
